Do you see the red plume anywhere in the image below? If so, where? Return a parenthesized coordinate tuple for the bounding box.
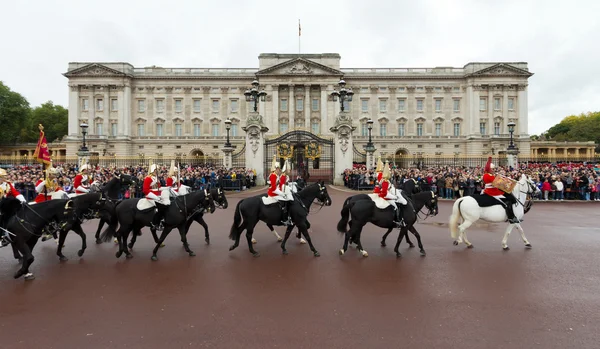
(484, 157, 492, 172)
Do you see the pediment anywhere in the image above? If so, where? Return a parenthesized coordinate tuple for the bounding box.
(396, 116, 408, 123)
(172, 116, 185, 122)
(191, 116, 204, 122)
(64, 63, 130, 78)
(468, 63, 533, 77)
(256, 58, 343, 76)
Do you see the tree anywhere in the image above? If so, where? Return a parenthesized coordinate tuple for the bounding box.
(0, 81, 31, 145)
(541, 111, 600, 152)
(26, 101, 68, 142)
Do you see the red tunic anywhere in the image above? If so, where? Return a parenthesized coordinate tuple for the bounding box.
(34, 179, 62, 203)
(267, 172, 278, 197)
(166, 177, 179, 192)
(373, 172, 383, 194)
(73, 174, 90, 194)
(483, 173, 504, 196)
(0, 181, 22, 199)
(378, 180, 391, 199)
(143, 176, 161, 196)
(279, 174, 287, 191)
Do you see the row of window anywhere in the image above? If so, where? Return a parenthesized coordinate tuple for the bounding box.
(81, 98, 118, 112)
(93, 122, 240, 137)
(278, 122, 321, 135)
(480, 97, 515, 111)
(358, 122, 511, 137)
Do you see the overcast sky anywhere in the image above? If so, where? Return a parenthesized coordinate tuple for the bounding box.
(1, 0, 598, 135)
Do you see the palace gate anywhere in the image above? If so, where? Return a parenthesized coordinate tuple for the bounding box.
(264, 130, 335, 184)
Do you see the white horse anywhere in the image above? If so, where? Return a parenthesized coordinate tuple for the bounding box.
(449, 174, 540, 250)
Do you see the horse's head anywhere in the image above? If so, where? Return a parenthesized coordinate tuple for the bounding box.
(424, 191, 439, 216)
(0, 197, 22, 218)
(202, 189, 216, 214)
(120, 174, 139, 187)
(211, 187, 228, 209)
(517, 174, 539, 197)
(315, 181, 332, 206)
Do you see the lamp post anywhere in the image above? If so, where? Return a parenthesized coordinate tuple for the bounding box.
(244, 79, 267, 112)
(224, 118, 232, 148)
(80, 122, 89, 152)
(507, 121, 516, 150)
(363, 119, 376, 169)
(330, 79, 354, 113)
(506, 121, 518, 168)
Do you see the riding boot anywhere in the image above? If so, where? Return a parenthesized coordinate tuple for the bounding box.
(395, 207, 405, 228)
(505, 202, 520, 224)
(281, 201, 292, 226)
(152, 202, 167, 231)
(0, 218, 9, 247)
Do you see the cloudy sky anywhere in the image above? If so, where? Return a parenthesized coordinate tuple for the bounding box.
(1, 0, 598, 135)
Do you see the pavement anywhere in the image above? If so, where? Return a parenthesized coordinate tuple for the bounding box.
(1, 186, 599, 349)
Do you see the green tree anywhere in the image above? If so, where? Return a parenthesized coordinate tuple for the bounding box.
(0, 81, 31, 144)
(26, 101, 68, 142)
(542, 111, 600, 152)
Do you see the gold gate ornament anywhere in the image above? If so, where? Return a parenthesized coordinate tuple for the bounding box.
(277, 143, 294, 160)
(305, 142, 321, 160)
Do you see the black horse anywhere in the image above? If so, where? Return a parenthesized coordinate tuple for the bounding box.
(93, 174, 140, 244)
(337, 191, 438, 257)
(398, 178, 421, 198)
(228, 181, 332, 257)
(101, 189, 215, 260)
(1, 197, 76, 280)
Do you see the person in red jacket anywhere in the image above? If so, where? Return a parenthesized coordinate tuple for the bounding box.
(373, 156, 384, 194)
(378, 161, 407, 227)
(34, 166, 63, 203)
(0, 168, 26, 247)
(267, 157, 292, 226)
(73, 164, 91, 195)
(482, 157, 520, 223)
(166, 160, 180, 194)
(143, 163, 169, 230)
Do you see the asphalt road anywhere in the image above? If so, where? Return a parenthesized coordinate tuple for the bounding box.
(1, 187, 599, 349)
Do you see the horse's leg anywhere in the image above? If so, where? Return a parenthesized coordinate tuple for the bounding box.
(514, 223, 532, 248)
(380, 228, 394, 247)
(71, 222, 87, 258)
(245, 225, 260, 257)
(280, 225, 295, 255)
(501, 223, 516, 250)
(453, 218, 474, 248)
(11, 244, 23, 264)
(94, 219, 105, 244)
(403, 227, 415, 248)
(394, 227, 407, 257)
(114, 225, 129, 258)
(56, 228, 69, 261)
(128, 227, 139, 249)
(229, 220, 246, 251)
(13, 240, 33, 280)
(353, 226, 368, 257)
(295, 221, 307, 244)
(268, 223, 282, 242)
(151, 226, 174, 261)
(297, 223, 319, 257)
(178, 224, 195, 257)
(408, 225, 426, 256)
(196, 217, 210, 245)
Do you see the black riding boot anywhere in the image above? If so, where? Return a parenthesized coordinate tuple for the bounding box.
(505, 203, 520, 224)
(152, 203, 167, 231)
(281, 201, 292, 226)
(395, 206, 406, 228)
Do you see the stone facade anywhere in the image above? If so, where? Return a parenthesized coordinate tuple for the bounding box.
(63, 54, 534, 160)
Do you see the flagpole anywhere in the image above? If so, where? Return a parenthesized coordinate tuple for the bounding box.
(298, 19, 301, 54)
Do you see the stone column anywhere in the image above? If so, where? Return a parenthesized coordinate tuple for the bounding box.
(330, 111, 356, 185)
(271, 85, 279, 133)
(320, 85, 328, 133)
(289, 85, 295, 129)
(243, 111, 269, 186)
(305, 84, 311, 130)
(517, 84, 528, 136)
(68, 85, 80, 136)
(222, 146, 234, 169)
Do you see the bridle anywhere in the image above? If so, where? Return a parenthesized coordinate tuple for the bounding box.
(416, 191, 438, 221)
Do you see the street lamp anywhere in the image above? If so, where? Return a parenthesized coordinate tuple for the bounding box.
(244, 79, 267, 112)
(507, 121, 516, 150)
(330, 79, 354, 112)
(80, 122, 89, 152)
(224, 118, 232, 148)
(365, 119, 374, 150)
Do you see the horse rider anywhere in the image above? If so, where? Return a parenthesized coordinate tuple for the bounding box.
(267, 157, 292, 226)
(143, 163, 170, 230)
(166, 160, 180, 194)
(373, 156, 384, 195)
(482, 157, 520, 224)
(0, 168, 27, 247)
(74, 163, 92, 195)
(378, 161, 408, 228)
(34, 165, 63, 203)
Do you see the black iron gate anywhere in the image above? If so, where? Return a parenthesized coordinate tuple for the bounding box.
(231, 144, 246, 168)
(264, 130, 335, 184)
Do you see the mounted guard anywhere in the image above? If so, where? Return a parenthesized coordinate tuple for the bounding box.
(34, 165, 63, 203)
(142, 163, 171, 230)
(0, 168, 26, 247)
(482, 157, 520, 224)
(74, 161, 92, 195)
(379, 161, 408, 227)
(373, 156, 384, 195)
(166, 160, 180, 194)
(265, 156, 293, 226)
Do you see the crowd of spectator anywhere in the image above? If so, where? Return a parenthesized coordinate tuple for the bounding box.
(2, 163, 257, 201)
(343, 162, 600, 201)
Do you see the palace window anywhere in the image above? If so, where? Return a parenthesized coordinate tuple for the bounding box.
(480, 122, 486, 135)
(361, 123, 368, 136)
(380, 123, 387, 136)
(95, 122, 103, 136)
(111, 98, 118, 111)
(231, 124, 238, 137)
(137, 124, 145, 136)
(398, 99, 405, 112)
(175, 123, 182, 137)
(312, 99, 319, 111)
(479, 98, 487, 111)
(379, 99, 387, 112)
(453, 99, 460, 112)
(193, 99, 201, 112)
(417, 123, 423, 136)
(96, 99, 104, 111)
(453, 123, 461, 136)
(81, 99, 89, 111)
(435, 99, 442, 112)
(156, 99, 164, 112)
(398, 123, 405, 136)
(156, 124, 164, 137)
(311, 121, 319, 134)
(211, 124, 219, 137)
(279, 122, 288, 134)
(193, 123, 201, 137)
(137, 99, 145, 112)
(175, 99, 183, 112)
(111, 123, 117, 136)
(296, 98, 304, 111)
(494, 122, 501, 135)
(435, 123, 442, 136)
(361, 99, 369, 112)
(230, 99, 238, 112)
(280, 99, 288, 111)
(494, 97, 501, 110)
(212, 99, 220, 112)
(416, 99, 423, 111)
(508, 98, 515, 110)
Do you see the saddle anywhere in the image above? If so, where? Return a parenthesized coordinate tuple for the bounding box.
(471, 193, 508, 208)
(368, 194, 391, 209)
(136, 199, 157, 211)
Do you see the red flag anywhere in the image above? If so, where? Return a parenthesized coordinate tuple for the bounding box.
(32, 124, 52, 165)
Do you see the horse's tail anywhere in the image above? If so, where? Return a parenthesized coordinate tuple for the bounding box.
(100, 201, 121, 243)
(450, 198, 465, 239)
(228, 199, 244, 240)
(336, 197, 354, 233)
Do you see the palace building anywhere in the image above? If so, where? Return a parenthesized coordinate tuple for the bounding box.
(62, 53, 534, 162)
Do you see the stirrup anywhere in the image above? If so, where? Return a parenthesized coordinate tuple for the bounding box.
(1, 235, 11, 247)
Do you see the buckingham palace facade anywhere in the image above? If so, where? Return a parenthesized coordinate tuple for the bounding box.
(63, 53, 533, 160)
